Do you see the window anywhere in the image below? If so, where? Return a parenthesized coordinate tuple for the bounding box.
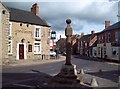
(104, 48, 106, 55)
(35, 26, 41, 38)
(8, 40, 12, 54)
(34, 42, 41, 54)
(115, 32, 120, 42)
(105, 33, 107, 42)
(85, 42, 87, 48)
(81, 41, 82, 48)
(98, 47, 100, 55)
(36, 28, 39, 37)
(94, 49, 97, 56)
(28, 44, 32, 52)
(108, 33, 111, 42)
(112, 48, 116, 55)
(101, 35, 103, 40)
(2, 10, 6, 14)
(98, 36, 100, 43)
(9, 22, 12, 36)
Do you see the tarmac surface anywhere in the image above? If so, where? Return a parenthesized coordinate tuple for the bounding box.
(2, 55, 120, 89)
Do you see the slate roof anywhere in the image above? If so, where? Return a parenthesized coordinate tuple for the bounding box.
(79, 33, 99, 47)
(79, 34, 91, 42)
(102, 21, 120, 32)
(8, 7, 50, 27)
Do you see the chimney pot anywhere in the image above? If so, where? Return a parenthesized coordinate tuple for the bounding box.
(105, 20, 110, 29)
(81, 33, 84, 37)
(60, 35, 61, 39)
(91, 31, 95, 34)
(31, 3, 39, 16)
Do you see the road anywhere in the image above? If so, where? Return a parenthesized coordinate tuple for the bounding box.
(2, 56, 119, 88)
(3, 59, 65, 75)
(3, 56, 119, 75)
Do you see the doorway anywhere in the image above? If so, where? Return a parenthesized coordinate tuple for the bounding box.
(19, 44, 24, 59)
(101, 47, 103, 58)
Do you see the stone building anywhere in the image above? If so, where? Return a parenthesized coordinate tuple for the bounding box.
(0, 3, 9, 65)
(1, 3, 51, 64)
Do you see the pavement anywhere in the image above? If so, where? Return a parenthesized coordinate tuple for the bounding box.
(74, 55, 120, 63)
(73, 55, 119, 88)
(2, 55, 65, 68)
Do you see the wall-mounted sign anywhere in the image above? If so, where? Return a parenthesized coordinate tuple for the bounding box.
(51, 31, 56, 39)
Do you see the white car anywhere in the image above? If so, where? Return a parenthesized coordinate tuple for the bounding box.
(50, 51, 56, 56)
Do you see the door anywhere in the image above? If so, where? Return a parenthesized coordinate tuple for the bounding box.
(101, 47, 103, 58)
(19, 44, 24, 59)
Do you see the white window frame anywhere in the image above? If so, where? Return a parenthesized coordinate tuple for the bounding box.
(9, 22, 12, 36)
(112, 48, 117, 56)
(34, 26, 41, 39)
(8, 40, 12, 54)
(34, 41, 41, 54)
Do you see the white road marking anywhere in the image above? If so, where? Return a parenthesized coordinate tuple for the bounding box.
(13, 84, 34, 87)
(106, 62, 119, 66)
(49, 73, 58, 76)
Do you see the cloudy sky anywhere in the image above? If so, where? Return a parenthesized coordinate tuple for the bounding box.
(2, 0, 119, 39)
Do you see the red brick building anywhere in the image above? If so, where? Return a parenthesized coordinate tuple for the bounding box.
(94, 21, 120, 61)
(79, 31, 98, 57)
(56, 38, 66, 54)
(71, 34, 81, 55)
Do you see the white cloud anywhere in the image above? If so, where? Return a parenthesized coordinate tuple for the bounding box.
(1, 0, 108, 2)
(3, 1, 118, 38)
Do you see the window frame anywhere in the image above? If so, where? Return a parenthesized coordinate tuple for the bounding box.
(28, 44, 32, 52)
(8, 40, 12, 54)
(115, 31, 120, 42)
(34, 26, 41, 39)
(98, 47, 100, 55)
(34, 41, 41, 54)
(112, 48, 117, 56)
(94, 49, 97, 56)
(9, 22, 12, 36)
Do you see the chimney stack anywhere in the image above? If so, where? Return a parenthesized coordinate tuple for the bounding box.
(91, 31, 95, 35)
(60, 35, 61, 39)
(81, 33, 84, 37)
(105, 20, 110, 29)
(31, 3, 39, 16)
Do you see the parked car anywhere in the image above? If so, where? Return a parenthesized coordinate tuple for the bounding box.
(50, 51, 56, 57)
(62, 51, 66, 56)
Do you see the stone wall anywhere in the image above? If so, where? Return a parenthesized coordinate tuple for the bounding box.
(9, 21, 50, 61)
(10, 22, 34, 60)
(41, 26, 50, 60)
(0, 3, 9, 65)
